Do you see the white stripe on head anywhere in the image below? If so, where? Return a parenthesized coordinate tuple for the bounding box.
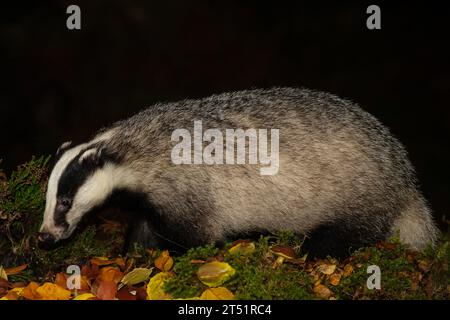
(64, 164, 142, 237)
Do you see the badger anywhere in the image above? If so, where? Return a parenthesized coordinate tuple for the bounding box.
(38, 88, 438, 257)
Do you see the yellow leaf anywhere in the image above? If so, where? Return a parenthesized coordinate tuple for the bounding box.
(155, 250, 174, 272)
(343, 264, 354, 277)
(73, 293, 96, 300)
(0, 266, 7, 281)
(119, 267, 153, 290)
(4, 264, 27, 276)
(197, 261, 235, 287)
(317, 264, 336, 275)
(228, 242, 255, 256)
(146, 272, 173, 300)
(200, 287, 235, 300)
(36, 283, 71, 300)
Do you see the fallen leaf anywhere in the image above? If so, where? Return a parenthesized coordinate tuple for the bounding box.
(98, 267, 123, 284)
(4, 264, 27, 276)
(0, 266, 7, 281)
(343, 264, 354, 276)
(155, 250, 174, 272)
(329, 273, 341, 286)
(118, 267, 153, 290)
(190, 259, 206, 264)
(91, 257, 115, 266)
(22, 282, 41, 300)
(197, 261, 236, 287)
(200, 287, 235, 300)
(73, 293, 96, 300)
(228, 241, 255, 256)
(418, 259, 431, 272)
(317, 264, 336, 275)
(95, 280, 117, 300)
(55, 272, 68, 289)
(114, 257, 126, 270)
(36, 283, 71, 300)
(146, 272, 173, 300)
(314, 284, 332, 299)
(117, 287, 137, 300)
(0, 291, 19, 300)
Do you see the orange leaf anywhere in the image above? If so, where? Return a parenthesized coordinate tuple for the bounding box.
(155, 250, 174, 272)
(22, 282, 41, 300)
(55, 273, 68, 289)
(98, 267, 123, 284)
(91, 257, 115, 266)
(4, 264, 28, 276)
(329, 273, 341, 286)
(36, 283, 71, 300)
(1, 291, 19, 300)
(96, 280, 117, 300)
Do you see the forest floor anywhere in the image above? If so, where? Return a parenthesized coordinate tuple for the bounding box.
(0, 156, 449, 300)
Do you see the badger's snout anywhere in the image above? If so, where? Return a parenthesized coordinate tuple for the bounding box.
(37, 232, 56, 248)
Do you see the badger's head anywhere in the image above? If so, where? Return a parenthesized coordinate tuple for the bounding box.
(38, 141, 117, 246)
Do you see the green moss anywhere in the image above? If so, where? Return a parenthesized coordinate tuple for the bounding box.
(1, 157, 449, 300)
(164, 244, 219, 298)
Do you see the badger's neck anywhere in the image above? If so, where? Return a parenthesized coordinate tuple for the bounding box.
(101, 163, 144, 194)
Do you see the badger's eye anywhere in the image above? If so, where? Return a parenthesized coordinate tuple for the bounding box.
(56, 198, 72, 211)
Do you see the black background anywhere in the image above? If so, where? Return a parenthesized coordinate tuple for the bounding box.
(0, 1, 449, 226)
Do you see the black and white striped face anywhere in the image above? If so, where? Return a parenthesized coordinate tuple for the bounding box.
(39, 141, 115, 244)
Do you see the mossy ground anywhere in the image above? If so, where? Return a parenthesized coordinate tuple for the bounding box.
(0, 157, 449, 299)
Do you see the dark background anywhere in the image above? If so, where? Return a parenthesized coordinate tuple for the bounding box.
(0, 1, 449, 226)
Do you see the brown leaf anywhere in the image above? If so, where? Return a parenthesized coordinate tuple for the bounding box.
(314, 284, 332, 299)
(4, 264, 28, 276)
(117, 287, 137, 300)
(190, 259, 206, 264)
(96, 280, 117, 300)
(418, 259, 431, 272)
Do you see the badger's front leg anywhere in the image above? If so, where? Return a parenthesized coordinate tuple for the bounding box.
(124, 214, 159, 252)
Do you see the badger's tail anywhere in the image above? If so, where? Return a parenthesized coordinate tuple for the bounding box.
(390, 193, 439, 251)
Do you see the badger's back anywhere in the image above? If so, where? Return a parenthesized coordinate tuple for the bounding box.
(97, 88, 437, 256)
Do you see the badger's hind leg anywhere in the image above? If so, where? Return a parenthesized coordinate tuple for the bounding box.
(301, 215, 390, 258)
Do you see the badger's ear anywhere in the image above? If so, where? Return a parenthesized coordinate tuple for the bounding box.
(56, 141, 72, 156)
(78, 147, 105, 167)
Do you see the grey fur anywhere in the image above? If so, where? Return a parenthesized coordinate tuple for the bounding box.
(43, 87, 438, 255)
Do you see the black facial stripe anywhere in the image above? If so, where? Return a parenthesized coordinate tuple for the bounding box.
(53, 144, 108, 228)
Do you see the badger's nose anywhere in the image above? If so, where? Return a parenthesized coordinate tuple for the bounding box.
(37, 232, 55, 245)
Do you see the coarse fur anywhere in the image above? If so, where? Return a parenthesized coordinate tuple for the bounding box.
(40, 87, 438, 257)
